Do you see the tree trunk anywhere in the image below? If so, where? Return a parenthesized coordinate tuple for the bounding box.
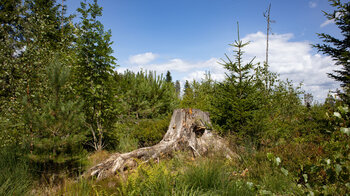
(86, 108, 237, 179)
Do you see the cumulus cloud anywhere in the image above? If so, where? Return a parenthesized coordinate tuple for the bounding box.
(129, 52, 157, 64)
(309, 1, 317, 8)
(120, 32, 338, 102)
(242, 31, 338, 101)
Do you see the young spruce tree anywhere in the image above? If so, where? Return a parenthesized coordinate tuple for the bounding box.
(210, 23, 262, 139)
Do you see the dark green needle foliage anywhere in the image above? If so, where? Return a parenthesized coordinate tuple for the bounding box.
(23, 58, 87, 176)
(314, 0, 350, 104)
(210, 23, 263, 139)
(113, 70, 178, 120)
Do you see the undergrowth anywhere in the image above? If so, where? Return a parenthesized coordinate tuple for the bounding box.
(0, 145, 32, 196)
(57, 149, 307, 196)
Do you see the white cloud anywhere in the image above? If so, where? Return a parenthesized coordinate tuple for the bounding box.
(320, 19, 334, 27)
(242, 31, 338, 101)
(129, 52, 157, 64)
(120, 57, 223, 75)
(321, 12, 341, 28)
(120, 32, 338, 102)
(309, 1, 317, 8)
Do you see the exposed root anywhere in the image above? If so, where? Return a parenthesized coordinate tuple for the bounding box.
(86, 109, 237, 180)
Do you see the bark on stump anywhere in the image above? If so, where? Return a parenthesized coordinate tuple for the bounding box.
(87, 108, 236, 179)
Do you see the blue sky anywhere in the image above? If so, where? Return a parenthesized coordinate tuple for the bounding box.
(66, 0, 342, 102)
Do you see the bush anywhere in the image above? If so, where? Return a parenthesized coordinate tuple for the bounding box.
(109, 115, 171, 151)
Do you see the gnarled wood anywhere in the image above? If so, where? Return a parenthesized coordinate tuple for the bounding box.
(87, 109, 236, 179)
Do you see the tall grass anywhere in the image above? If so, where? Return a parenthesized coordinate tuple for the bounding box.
(116, 157, 256, 196)
(178, 159, 255, 196)
(57, 147, 305, 195)
(0, 145, 32, 196)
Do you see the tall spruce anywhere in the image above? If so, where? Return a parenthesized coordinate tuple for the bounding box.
(314, 0, 350, 104)
(74, 0, 117, 150)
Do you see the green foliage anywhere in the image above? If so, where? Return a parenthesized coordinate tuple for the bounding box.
(118, 161, 174, 196)
(209, 24, 264, 139)
(165, 70, 172, 83)
(131, 117, 170, 147)
(110, 115, 171, 150)
(0, 0, 76, 148)
(114, 70, 179, 120)
(314, 0, 350, 104)
(180, 73, 214, 112)
(175, 80, 181, 98)
(116, 134, 140, 153)
(300, 104, 350, 195)
(0, 145, 32, 196)
(23, 59, 87, 175)
(117, 157, 256, 196)
(257, 80, 304, 143)
(74, 0, 117, 151)
(58, 177, 114, 196)
(180, 159, 238, 193)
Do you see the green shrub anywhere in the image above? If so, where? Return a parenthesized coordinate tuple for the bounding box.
(132, 117, 171, 147)
(118, 161, 174, 196)
(117, 134, 139, 153)
(109, 115, 171, 151)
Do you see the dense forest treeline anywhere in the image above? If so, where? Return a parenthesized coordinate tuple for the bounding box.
(0, 0, 349, 195)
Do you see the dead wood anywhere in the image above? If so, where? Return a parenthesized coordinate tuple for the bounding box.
(86, 108, 237, 179)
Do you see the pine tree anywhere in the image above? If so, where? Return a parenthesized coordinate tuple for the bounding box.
(74, 0, 117, 150)
(23, 58, 86, 174)
(314, 0, 350, 104)
(180, 73, 214, 112)
(113, 70, 177, 120)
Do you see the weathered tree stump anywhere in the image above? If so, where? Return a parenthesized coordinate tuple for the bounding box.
(87, 109, 236, 179)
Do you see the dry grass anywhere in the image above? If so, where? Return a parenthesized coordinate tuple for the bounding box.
(87, 150, 112, 168)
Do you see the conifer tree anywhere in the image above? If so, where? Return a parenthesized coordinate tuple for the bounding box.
(113, 70, 177, 120)
(314, 0, 350, 104)
(181, 80, 194, 107)
(23, 58, 86, 174)
(165, 70, 172, 83)
(210, 23, 262, 138)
